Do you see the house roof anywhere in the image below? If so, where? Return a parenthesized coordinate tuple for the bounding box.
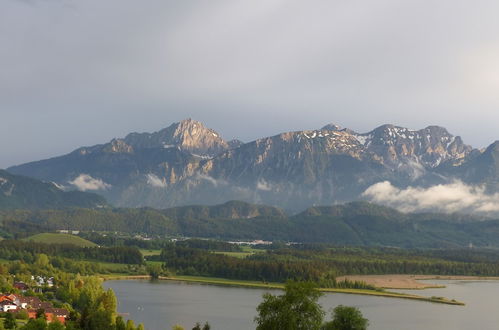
(45, 308, 69, 316)
(31, 301, 53, 309)
(13, 282, 28, 287)
(16, 296, 32, 303)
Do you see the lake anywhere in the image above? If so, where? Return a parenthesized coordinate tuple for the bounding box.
(104, 279, 499, 330)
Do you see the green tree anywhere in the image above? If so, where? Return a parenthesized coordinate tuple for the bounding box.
(322, 305, 369, 330)
(136, 324, 145, 330)
(255, 281, 325, 330)
(85, 303, 114, 330)
(16, 310, 29, 320)
(47, 320, 65, 330)
(192, 322, 210, 330)
(146, 264, 162, 279)
(34, 254, 50, 269)
(172, 325, 184, 330)
(100, 289, 117, 312)
(4, 312, 17, 329)
(125, 320, 136, 330)
(35, 310, 46, 320)
(20, 318, 47, 330)
(115, 316, 126, 330)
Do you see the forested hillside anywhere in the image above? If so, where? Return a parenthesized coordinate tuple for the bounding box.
(0, 170, 107, 210)
(1, 201, 499, 248)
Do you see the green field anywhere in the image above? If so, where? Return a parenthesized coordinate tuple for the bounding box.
(212, 251, 255, 258)
(25, 233, 97, 247)
(94, 261, 135, 274)
(140, 249, 161, 257)
(241, 245, 265, 253)
(212, 245, 265, 258)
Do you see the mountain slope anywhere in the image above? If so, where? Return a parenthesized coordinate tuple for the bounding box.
(8, 119, 497, 211)
(0, 170, 107, 209)
(162, 200, 286, 220)
(458, 141, 499, 191)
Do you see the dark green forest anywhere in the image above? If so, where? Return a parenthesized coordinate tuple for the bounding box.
(2, 201, 499, 248)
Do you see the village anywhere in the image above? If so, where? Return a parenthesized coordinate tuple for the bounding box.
(0, 279, 69, 325)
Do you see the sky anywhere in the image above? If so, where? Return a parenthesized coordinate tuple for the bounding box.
(2, 0, 499, 168)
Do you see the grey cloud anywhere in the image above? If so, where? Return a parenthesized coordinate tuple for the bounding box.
(2, 1, 499, 167)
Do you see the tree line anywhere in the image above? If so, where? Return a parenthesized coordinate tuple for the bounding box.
(0, 240, 143, 265)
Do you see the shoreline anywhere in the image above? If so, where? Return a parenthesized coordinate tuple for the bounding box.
(337, 274, 499, 290)
(102, 274, 465, 306)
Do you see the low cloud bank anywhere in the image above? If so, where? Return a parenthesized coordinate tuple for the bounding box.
(362, 181, 499, 214)
(69, 174, 111, 191)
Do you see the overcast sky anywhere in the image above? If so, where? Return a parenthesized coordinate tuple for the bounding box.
(2, 0, 499, 168)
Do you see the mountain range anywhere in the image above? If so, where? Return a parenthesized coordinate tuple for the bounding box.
(7, 119, 499, 212)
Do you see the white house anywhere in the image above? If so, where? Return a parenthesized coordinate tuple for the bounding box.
(0, 300, 18, 312)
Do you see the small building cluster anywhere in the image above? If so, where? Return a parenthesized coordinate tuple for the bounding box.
(0, 291, 68, 324)
(56, 230, 80, 235)
(32, 276, 54, 288)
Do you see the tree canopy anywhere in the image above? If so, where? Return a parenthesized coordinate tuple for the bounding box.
(322, 305, 369, 330)
(255, 281, 325, 330)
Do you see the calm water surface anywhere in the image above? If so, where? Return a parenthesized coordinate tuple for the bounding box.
(104, 279, 499, 330)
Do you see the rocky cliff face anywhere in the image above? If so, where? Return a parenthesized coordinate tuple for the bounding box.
(7, 119, 497, 211)
(123, 118, 229, 157)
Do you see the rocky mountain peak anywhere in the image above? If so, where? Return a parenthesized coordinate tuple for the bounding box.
(168, 119, 229, 157)
(358, 124, 473, 168)
(228, 139, 244, 149)
(479, 141, 499, 167)
(123, 119, 229, 157)
(103, 139, 134, 153)
(321, 123, 343, 131)
(487, 140, 499, 151)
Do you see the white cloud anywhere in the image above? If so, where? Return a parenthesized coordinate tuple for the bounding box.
(195, 174, 227, 187)
(51, 181, 66, 190)
(362, 180, 499, 214)
(146, 173, 167, 188)
(256, 179, 272, 191)
(68, 174, 111, 191)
